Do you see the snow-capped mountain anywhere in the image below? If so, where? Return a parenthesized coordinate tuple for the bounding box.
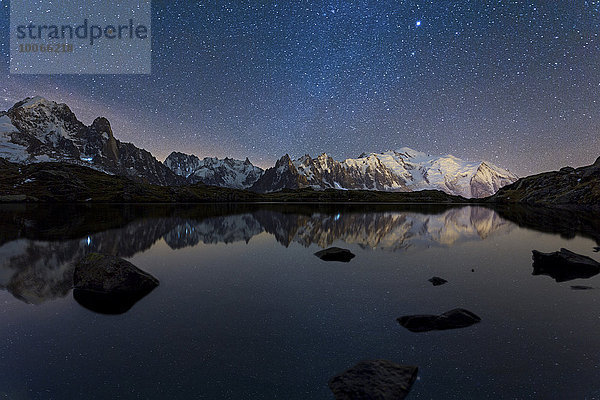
(0, 97, 517, 196)
(251, 148, 518, 198)
(0, 97, 184, 186)
(164, 151, 264, 189)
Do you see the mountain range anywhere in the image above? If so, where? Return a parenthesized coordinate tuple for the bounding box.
(164, 151, 264, 189)
(0, 97, 518, 197)
(249, 149, 517, 198)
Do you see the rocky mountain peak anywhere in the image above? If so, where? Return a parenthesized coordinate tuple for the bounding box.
(0, 97, 183, 186)
(395, 147, 429, 159)
(91, 117, 112, 134)
(10, 96, 76, 121)
(90, 117, 119, 162)
(297, 154, 313, 165)
(8, 96, 81, 132)
(164, 151, 264, 188)
(276, 154, 294, 167)
(166, 151, 195, 161)
(11, 96, 53, 110)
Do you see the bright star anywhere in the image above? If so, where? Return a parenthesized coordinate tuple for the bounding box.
(416, 21, 422, 27)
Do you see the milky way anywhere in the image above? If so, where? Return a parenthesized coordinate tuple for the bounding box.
(1, 0, 599, 175)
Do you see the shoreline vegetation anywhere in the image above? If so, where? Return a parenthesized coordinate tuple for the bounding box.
(0, 158, 598, 208)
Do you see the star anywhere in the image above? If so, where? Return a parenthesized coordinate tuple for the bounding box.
(0, 1, 597, 174)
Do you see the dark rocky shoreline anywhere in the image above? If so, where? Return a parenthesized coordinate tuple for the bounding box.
(1, 157, 599, 207)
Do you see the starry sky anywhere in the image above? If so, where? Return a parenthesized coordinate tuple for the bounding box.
(1, 0, 600, 175)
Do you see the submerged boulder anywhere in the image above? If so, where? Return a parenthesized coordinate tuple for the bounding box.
(314, 247, 355, 262)
(73, 253, 159, 314)
(428, 277, 448, 286)
(571, 285, 595, 290)
(532, 248, 600, 282)
(398, 308, 481, 333)
(328, 360, 418, 400)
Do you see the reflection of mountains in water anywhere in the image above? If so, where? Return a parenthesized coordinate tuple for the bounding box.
(164, 215, 264, 248)
(256, 207, 512, 250)
(125, 206, 512, 251)
(0, 207, 511, 304)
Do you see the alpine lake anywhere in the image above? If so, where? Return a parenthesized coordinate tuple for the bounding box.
(1, 203, 599, 399)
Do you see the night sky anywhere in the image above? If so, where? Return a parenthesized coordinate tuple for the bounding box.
(1, 0, 600, 176)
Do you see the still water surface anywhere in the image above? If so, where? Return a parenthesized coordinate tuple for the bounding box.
(0, 204, 599, 399)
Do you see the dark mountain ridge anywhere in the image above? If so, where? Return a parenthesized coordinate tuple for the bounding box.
(488, 157, 600, 207)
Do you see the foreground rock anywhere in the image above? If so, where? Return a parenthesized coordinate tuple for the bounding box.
(398, 308, 481, 333)
(532, 248, 600, 282)
(328, 360, 418, 400)
(73, 253, 159, 314)
(314, 247, 356, 262)
(428, 277, 447, 286)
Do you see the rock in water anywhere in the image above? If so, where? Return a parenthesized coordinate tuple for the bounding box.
(532, 248, 600, 282)
(73, 253, 159, 314)
(428, 277, 448, 286)
(398, 308, 481, 333)
(328, 360, 418, 400)
(314, 247, 356, 262)
(571, 285, 595, 290)
(74, 253, 159, 294)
